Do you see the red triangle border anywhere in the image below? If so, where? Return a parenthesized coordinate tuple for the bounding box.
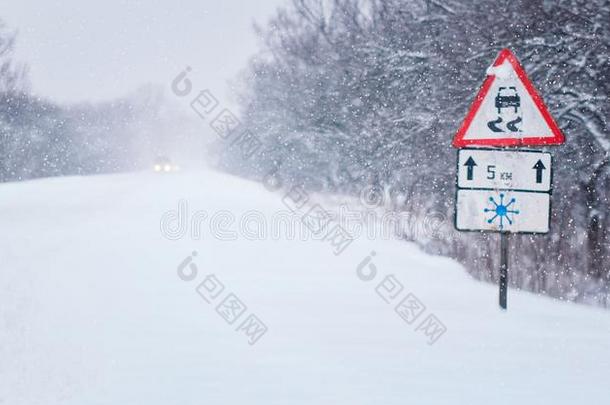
(452, 48, 565, 148)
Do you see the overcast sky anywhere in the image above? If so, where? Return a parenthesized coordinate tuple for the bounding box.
(2, 0, 283, 105)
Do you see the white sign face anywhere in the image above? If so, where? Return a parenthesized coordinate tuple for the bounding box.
(452, 49, 564, 147)
(456, 189, 550, 233)
(459, 60, 556, 142)
(457, 148, 551, 192)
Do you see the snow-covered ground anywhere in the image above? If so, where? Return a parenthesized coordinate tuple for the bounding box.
(1, 169, 609, 405)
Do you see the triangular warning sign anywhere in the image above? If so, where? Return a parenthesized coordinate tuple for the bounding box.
(452, 49, 565, 148)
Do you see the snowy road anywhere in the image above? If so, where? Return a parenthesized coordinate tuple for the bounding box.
(1, 169, 610, 404)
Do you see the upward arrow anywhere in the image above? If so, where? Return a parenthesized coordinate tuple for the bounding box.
(464, 156, 477, 180)
(533, 159, 546, 184)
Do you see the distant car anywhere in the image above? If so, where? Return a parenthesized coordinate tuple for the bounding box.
(153, 156, 179, 173)
(495, 86, 520, 113)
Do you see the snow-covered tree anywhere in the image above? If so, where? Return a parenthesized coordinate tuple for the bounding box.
(222, 0, 610, 306)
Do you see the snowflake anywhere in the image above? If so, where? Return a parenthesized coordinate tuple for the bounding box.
(484, 193, 519, 230)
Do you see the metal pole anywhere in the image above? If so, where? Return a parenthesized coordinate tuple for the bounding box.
(499, 232, 509, 310)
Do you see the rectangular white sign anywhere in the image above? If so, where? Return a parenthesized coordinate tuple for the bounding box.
(457, 148, 551, 192)
(456, 189, 550, 233)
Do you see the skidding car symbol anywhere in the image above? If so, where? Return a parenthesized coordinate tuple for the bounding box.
(495, 86, 520, 113)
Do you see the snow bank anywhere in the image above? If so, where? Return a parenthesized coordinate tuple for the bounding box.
(1, 169, 609, 404)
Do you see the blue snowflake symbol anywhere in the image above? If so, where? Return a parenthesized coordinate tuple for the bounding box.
(484, 193, 520, 230)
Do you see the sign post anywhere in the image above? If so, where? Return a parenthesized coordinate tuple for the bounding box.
(499, 232, 508, 309)
(452, 48, 565, 310)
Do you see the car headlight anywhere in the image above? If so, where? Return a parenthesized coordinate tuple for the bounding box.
(154, 164, 161, 172)
(163, 164, 172, 172)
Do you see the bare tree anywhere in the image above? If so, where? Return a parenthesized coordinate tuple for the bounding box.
(0, 19, 28, 93)
(223, 0, 610, 306)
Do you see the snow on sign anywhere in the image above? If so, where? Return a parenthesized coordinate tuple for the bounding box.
(457, 148, 552, 192)
(452, 48, 565, 147)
